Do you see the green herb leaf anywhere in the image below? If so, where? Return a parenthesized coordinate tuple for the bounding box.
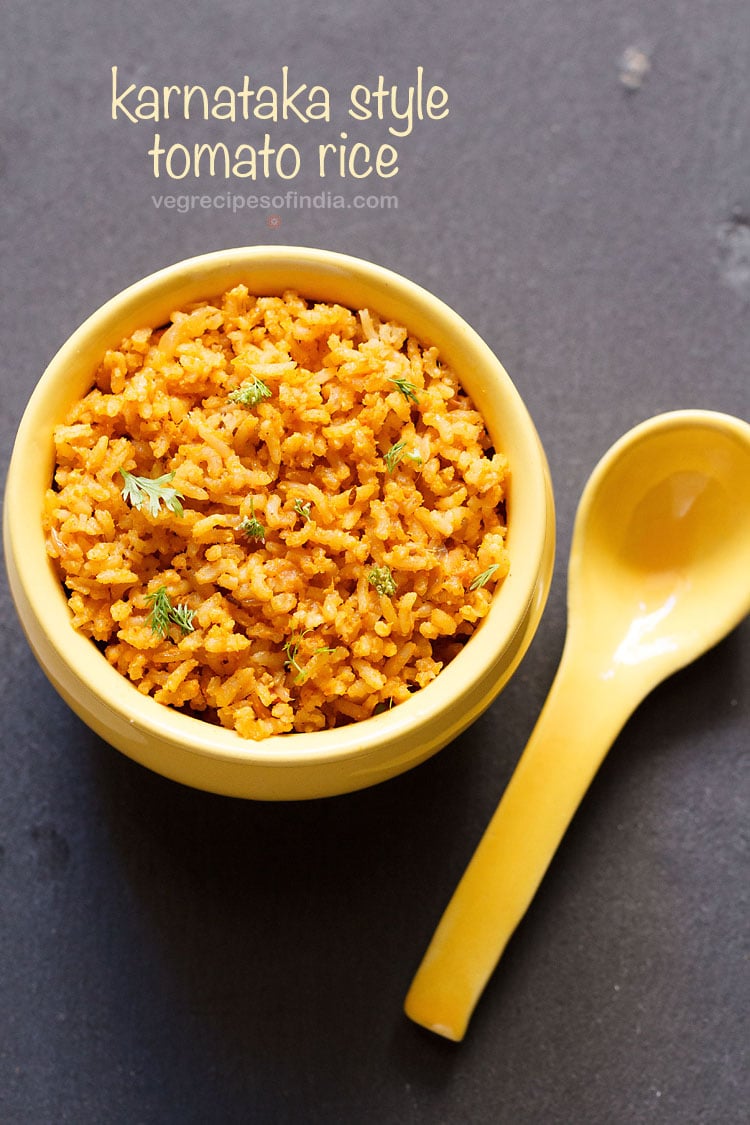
(293, 498, 312, 521)
(144, 586, 173, 638)
(384, 440, 406, 473)
(383, 439, 422, 474)
(239, 498, 265, 541)
(389, 376, 419, 404)
(119, 469, 184, 517)
(144, 585, 196, 637)
(368, 564, 397, 597)
(283, 630, 335, 684)
(228, 377, 272, 407)
(169, 602, 196, 634)
(469, 563, 501, 590)
(239, 517, 265, 540)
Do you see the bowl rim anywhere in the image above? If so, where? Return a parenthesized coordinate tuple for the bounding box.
(5, 245, 553, 771)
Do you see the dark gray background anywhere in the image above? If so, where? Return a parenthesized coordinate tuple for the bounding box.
(1, 2, 748, 1123)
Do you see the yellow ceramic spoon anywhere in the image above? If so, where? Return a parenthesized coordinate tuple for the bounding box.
(405, 409, 750, 1041)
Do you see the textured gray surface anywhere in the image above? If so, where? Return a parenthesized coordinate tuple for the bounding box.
(1, 2, 748, 1123)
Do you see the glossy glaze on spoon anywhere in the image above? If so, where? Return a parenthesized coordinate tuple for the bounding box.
(404, 410, 750, 1041)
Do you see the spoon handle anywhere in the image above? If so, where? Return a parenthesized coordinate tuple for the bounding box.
(404, 647, 641, 1041)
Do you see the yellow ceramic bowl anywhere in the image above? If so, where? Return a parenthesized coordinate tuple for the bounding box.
(4, 247, 555, 800)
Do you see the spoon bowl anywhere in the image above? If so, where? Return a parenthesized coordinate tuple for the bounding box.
(571, 411, 750, 690)
(405, 410, 750, 1040)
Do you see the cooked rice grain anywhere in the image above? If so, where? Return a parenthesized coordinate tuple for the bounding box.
(44, 287, 510, 739)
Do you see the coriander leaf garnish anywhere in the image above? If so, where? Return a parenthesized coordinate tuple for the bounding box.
(469, 563, 501, 590)
(144, 586, 172, 638)
(239, 499, 265, 541)
(239, 516, 265, 540)
(119, 468, 185, 517)
(228, 376, 272, 407)
(384, 440, 406, 472)
(283, 630, 335, 684)
(383, 439, 422, 474)
(368, 564, 397, 597)
(389, 376, 419, 404)
(293, 498, 312, 521)
(169, 602, 196, 634)
(144, 586, 195, 638)
(283, 637, 305, 682)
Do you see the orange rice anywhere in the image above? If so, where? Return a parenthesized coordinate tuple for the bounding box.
(43, 286, 510, 739)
